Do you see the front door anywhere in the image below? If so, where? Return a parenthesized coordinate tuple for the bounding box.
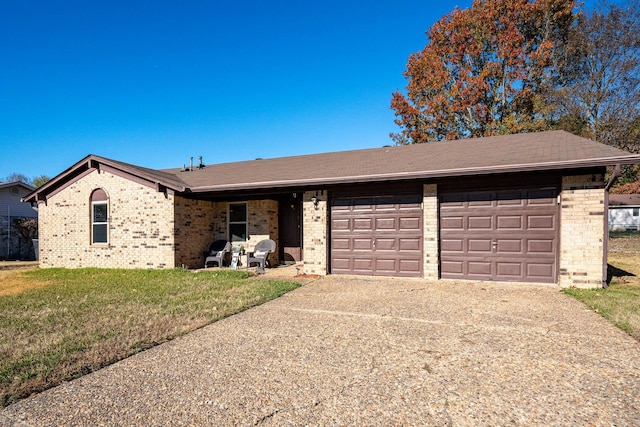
(279, 194, 302, 263)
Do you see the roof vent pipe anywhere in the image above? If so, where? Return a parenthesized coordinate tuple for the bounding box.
(198, 155, 204, 169)
(190, 157, 193, 172)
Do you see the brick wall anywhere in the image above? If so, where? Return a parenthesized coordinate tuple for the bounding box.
(302, 191, 327, 275)
(423, 184, 439, 279)
(38, 169, 175, 268)
(174, 197, 218, 268)
(197, 199, 279, 268)
(559, 174, 606, 288)
(246, 199, 279, 266)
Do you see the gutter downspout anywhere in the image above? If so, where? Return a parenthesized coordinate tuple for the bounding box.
(603, 164, 622, 287)
(605, 164, 622, 191)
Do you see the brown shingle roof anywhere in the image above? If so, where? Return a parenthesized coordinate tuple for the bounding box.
(23, 155, 188, 203)
(23, 131, 640, 203)
(97, 156, 188, 191)
(610, 194, 640, 206)
(165, 130, 640, 193)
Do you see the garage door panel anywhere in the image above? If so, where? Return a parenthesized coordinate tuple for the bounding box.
(331, 192, 423, 277)
(497, 239, 523, 253)
(528, 239, 554, 253)
(353, 238, 373, 250)
(527, 263, 554, 279)
(440, 187, 558, 283)
(468, 239, 492, 253)
(332, 238, 351, 250)
(397, 260, 422, 275)
(468, 261, 492, 275)
(469, 216, 492, 229)
(331, 258, 351, 271)
(441, 216, 464, 229)
(331, 218, 351, 230)
(441, 260, 464, 274)
(497, 216, 523, 229)
(399, 217, 421, 230)
(375, 217, 396, 230)
(375, 258, 397, 272)
(399, 238, 421, 251)
(528, 215, 555, 229)
(375, 238, 396, 250)
(441, 238, 464, 252)
(353, 258, 373, 271)
(496, 262, 522, 277)
(397, 204, 422, 211)
(353, 218, 373, 230)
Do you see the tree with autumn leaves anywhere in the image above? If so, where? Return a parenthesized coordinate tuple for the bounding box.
(391, 0, 640, 151)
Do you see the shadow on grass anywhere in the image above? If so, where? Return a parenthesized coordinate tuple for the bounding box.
(607, 264, 636, 285)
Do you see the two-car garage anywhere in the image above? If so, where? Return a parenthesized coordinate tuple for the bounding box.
(328, 178, 560, 283)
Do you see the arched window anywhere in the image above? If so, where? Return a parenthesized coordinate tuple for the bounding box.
(91, 189, 109, 244)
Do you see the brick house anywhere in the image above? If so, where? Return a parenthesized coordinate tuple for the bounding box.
(609, 194, 640, 231)
(23, 131, 640, 288)
(1, 180, 36, 259)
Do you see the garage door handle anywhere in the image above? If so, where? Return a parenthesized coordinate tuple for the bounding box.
(373, 240, 376, 249)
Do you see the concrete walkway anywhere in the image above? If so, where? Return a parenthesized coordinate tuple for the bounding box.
(2, 276, 639, 426)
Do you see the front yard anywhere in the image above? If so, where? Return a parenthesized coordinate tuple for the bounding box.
(0, 268, 300, 407)
(563, 235, 640, 341)
(2, 237, 639, 409)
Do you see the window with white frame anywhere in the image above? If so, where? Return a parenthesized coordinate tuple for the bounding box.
(91, 189, 109, 244)
(633, 207, 639, 217)
(228, 202, 247, 242)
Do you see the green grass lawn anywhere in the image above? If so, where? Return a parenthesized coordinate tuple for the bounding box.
(563, 236, 640, 342)
(563, 283, 640, 338)
(0, 268, 300, 407)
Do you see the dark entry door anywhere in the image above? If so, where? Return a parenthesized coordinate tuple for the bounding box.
(439, 187, 559, 283)
(279, 194, 302, 263)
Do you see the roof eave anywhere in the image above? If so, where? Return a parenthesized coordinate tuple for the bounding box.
(187, 156, 640, 194)
(23, 154, 189, 203)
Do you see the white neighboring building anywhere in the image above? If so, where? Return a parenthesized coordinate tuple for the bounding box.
(0, 181, 36, 259)
(609, 194, 640, 231)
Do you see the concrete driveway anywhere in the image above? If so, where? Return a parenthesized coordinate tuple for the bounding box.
(2, 276, 639, 426)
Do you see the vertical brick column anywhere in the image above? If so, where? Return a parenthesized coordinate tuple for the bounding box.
(559, 174, 606, 288)
(302, 191, 327, 275)
(423, 184, 439, 279)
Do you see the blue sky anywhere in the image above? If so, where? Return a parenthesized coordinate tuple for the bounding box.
(1, 1, 594, 180)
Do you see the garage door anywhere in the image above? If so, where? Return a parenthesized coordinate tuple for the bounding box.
(331, 193, 423, 277)
(440, 187, 558, 283)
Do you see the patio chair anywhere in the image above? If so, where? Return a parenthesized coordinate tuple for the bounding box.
(247, 239, 276, 274)
(204, 240, 231, 268)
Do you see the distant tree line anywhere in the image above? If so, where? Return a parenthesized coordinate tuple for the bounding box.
(390, 0, 639, 190)
(2, 173, 49, 188)
(391, 0, 639, 149)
